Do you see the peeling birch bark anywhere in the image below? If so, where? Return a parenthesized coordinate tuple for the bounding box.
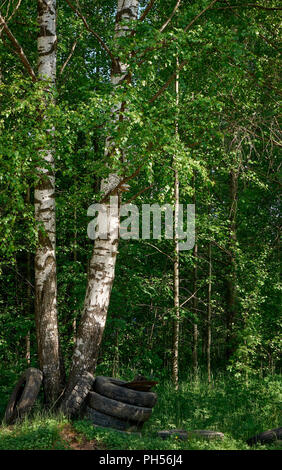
(35, 0, 64, 404)
(65, 0, 139, 396)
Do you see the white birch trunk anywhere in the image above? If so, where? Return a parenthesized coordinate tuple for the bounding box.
(65, 0, 139, 396)
(35, 0, 64, 404)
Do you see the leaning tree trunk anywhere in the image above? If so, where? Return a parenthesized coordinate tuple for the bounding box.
(35, 0, 64, 404)
(65, 0, 139, 397)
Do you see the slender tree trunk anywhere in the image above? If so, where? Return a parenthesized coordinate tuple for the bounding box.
(172, 167, 180, 389)
(192, 245, 199, 376)
(26, 239, 31, 366)
(207, 241, 212, 384)
(25, 187, 32, 365)
(65, 0, 139, 396)
(226, 169, 238, 360)
(72, 205, 77, 342)
(192, 173, 198, 378)
(148, 302, 157, 350)
(112, 327, 120, 377)
(35, 0, 64, 404)
(172, 58, 180, 389)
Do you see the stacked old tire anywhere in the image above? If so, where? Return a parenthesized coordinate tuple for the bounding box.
(84, 376, 157, 432)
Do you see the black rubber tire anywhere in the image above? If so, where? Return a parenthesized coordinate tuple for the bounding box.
(93, 376, 157, 408)
(247, 427, 282, 446)
(84, 406, 140, 432)
(4, 368, 43, 424)
(88, 391, 152, 423)
(60, 372, 94, 417)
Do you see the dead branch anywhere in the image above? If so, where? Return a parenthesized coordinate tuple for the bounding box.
(159, 0, 182, 32)
(59, 36, 79, 75)
(216, 3, 282, 11)
(144, 242, 174, 261)
(139, 0, 156, 22)
(0, 0, 21, 35)
(149, 59, 187, 103)
(184, 0, 219, 32)
(126, 184, 154, 203)
(148, 0, 220, 103)
(64, 0, 116, 66)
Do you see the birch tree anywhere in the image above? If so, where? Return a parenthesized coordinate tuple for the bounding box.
(65, 0, 139, 396)
(35, 0, 64, 403)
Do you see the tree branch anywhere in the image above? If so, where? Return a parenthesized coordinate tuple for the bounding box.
(180, 289, 200, 309)
(133, 0, 216, 65)
(0, 11, 36, 82)
(64, 0, 116, 66)
(139, 0, 155, 22)
(0, 0, 21, 34)
(149, 59, 187, 103)
(132, 1, 182, 61)
(126, 184, 154, 203)
(184, 0, 219, 32)
(144, 242, 174, 261)
(148, 0, 279, 104)
(258, 30, 280, 51)
(146, 1, 220, 102)
(59, 36, 79, 75)
(221, 1, 281, 52)
(216, 3, 282, 11)
(100, 165, 143, 203)
(159, 0, 181, 33)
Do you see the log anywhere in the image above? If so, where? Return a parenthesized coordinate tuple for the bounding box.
(157, 429, 224, 441)
(188, 430, 225, 440)
(247, 427, 282, 446)
(157, 430, 188, 440)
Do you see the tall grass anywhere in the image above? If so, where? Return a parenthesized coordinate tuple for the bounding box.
(0, 371, 281, 450)
(74, 371, 281, 450)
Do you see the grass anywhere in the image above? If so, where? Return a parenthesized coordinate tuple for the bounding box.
(0, 413, 68, 450)
(0, 372, 281, 450)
